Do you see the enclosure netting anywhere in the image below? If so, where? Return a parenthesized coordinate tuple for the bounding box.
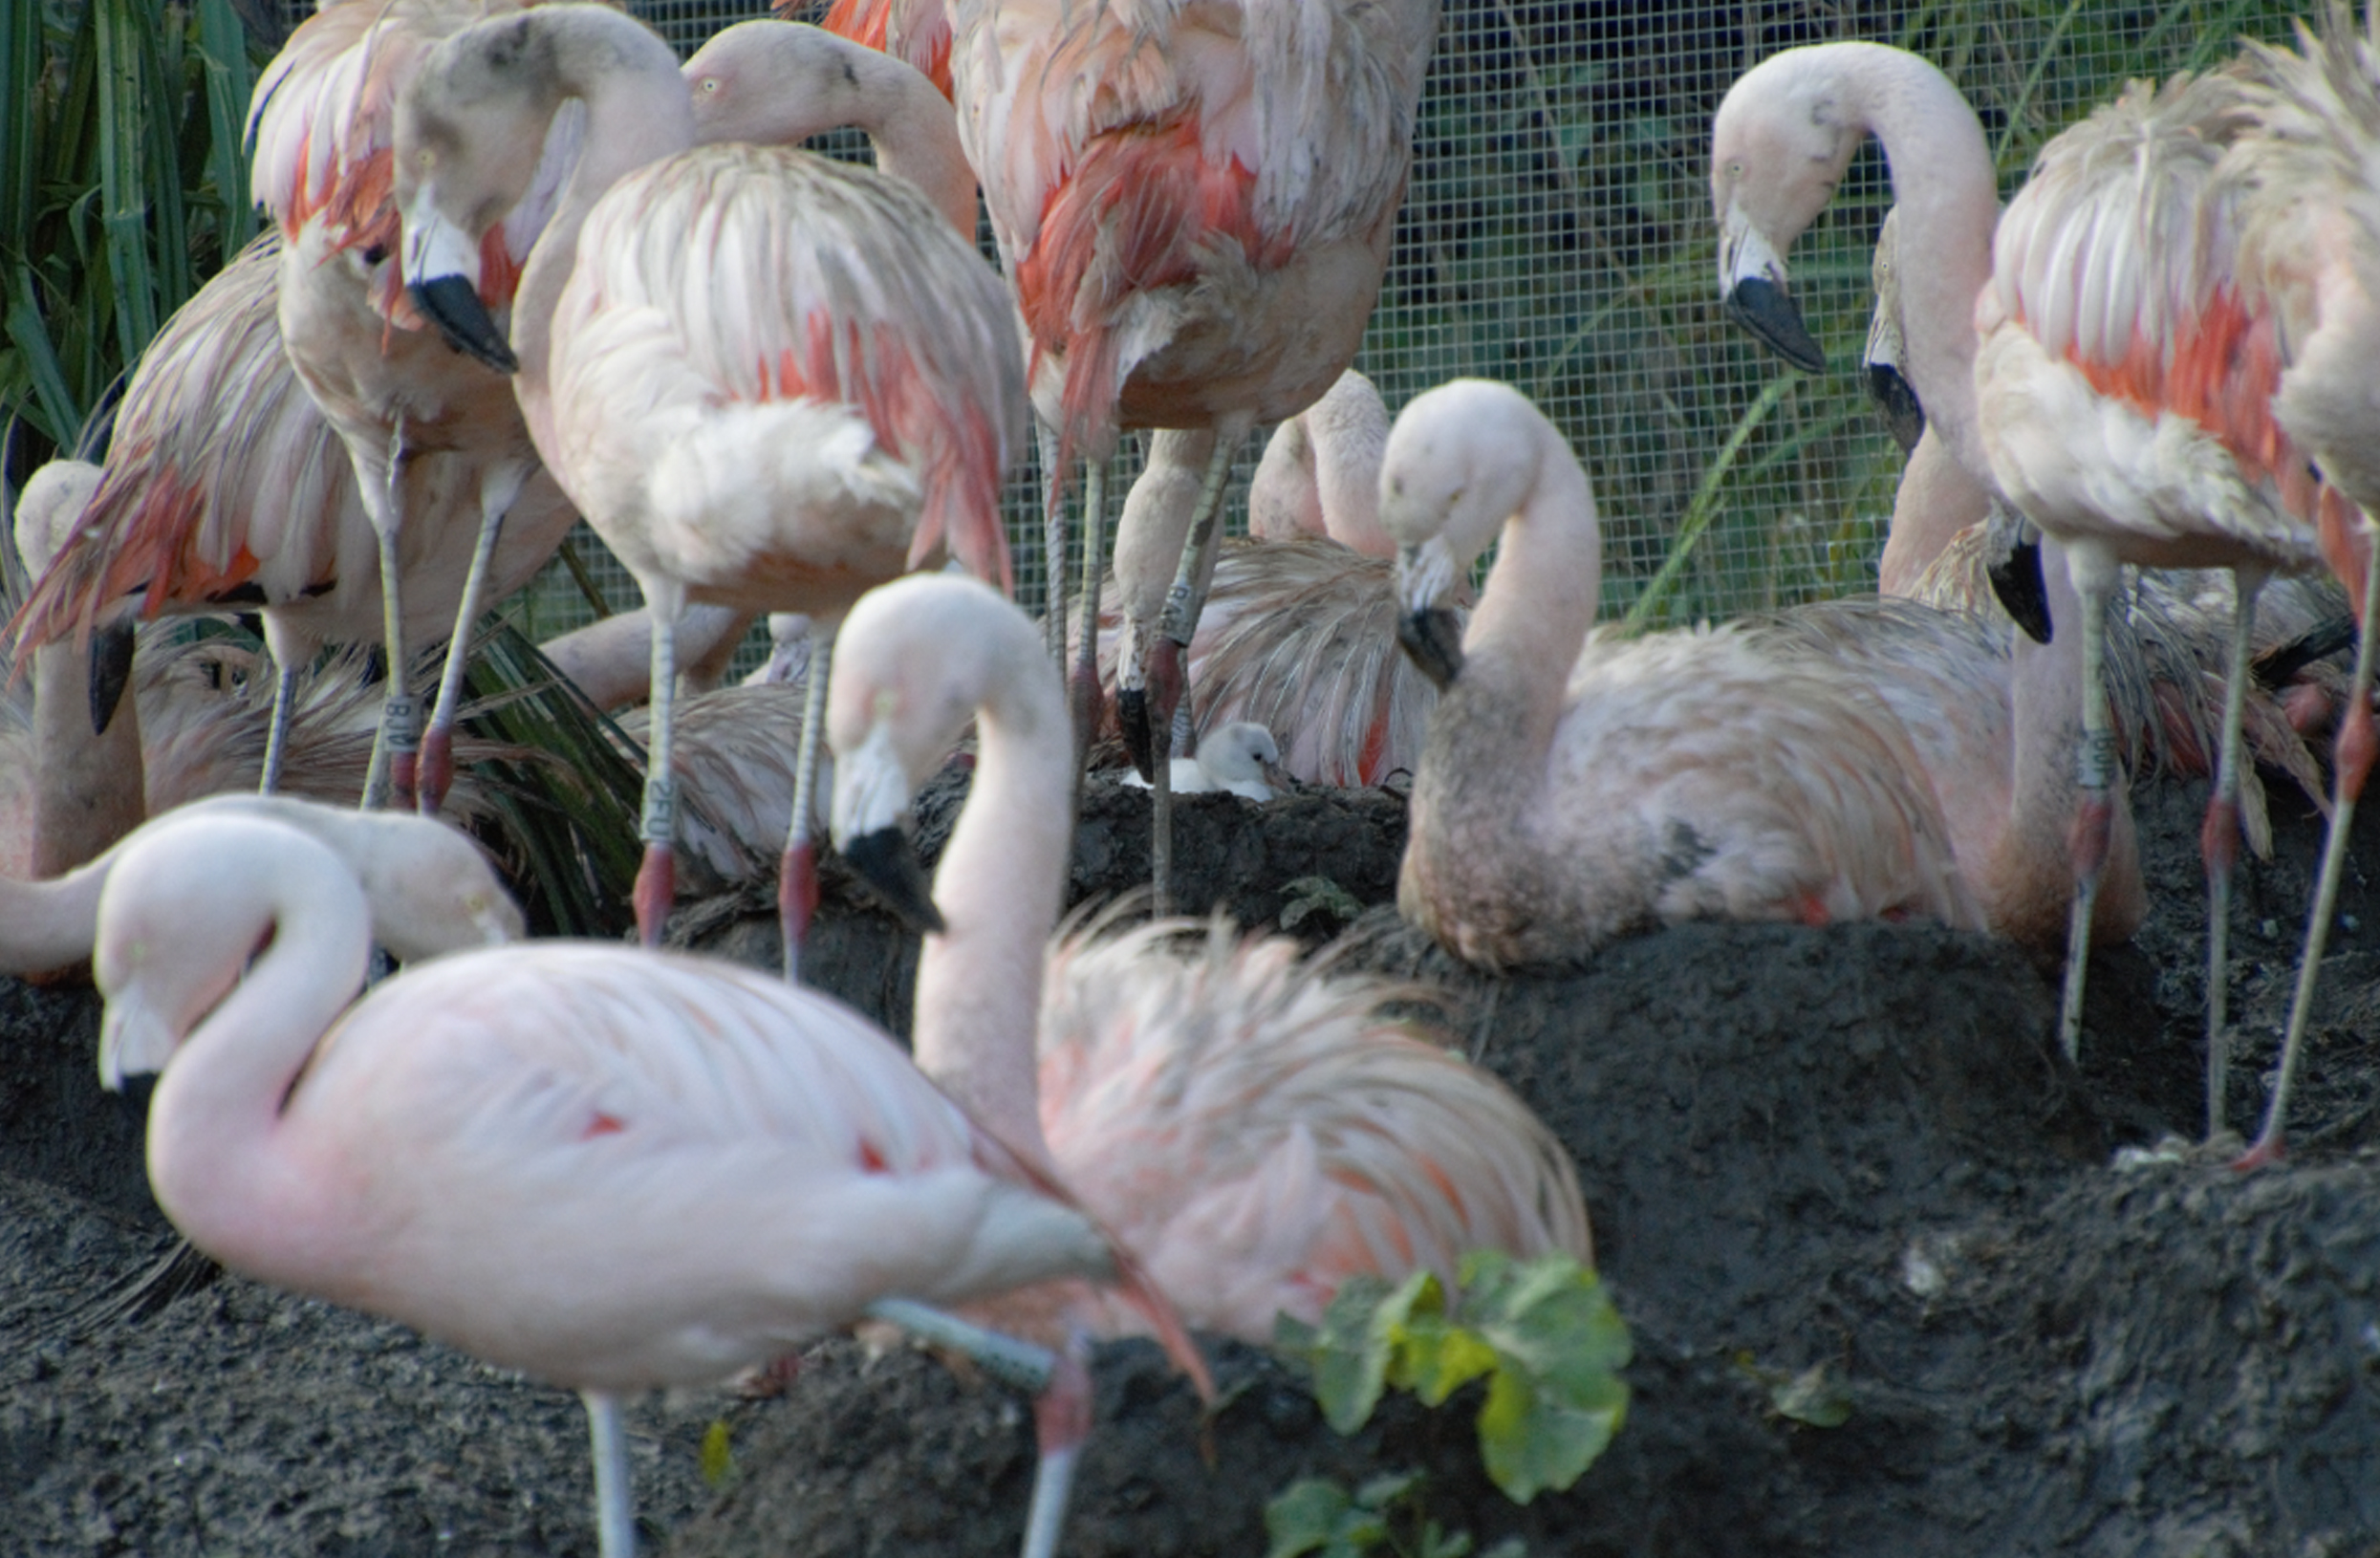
(474, 0, 2313, 666)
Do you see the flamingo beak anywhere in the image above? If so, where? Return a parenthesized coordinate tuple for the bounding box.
(842, 826, 945, 935)
(1865, 363, 1927, 456)
(1397, 606, 1466, 689)
(401, 195, 517, 373)
(1986, 511, 2054, 645)
(1720, 215, 1825, 374)
(1119, 635, 1184, 782)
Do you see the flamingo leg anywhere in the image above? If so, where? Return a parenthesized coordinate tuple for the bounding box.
(1019, 1334, 1093, 1558)
(417, 463, 530, 817)
(361, 418, 419, 812)
(779, 626, 836, 985)
(1040, 422, 1068, 663)
(1146, 427, 1246, 915)
(259, 658, 300, 796)
(1070, 456, 1106, 789)
(2239, 520, 2380, 1167)
(862, 1297, 1058, 1391)
(582, 1390, 638, 1558)
(634, 598, 682, 949)
(2200, 569, 2265, 1137)
(2058, 574, 2116, 1064)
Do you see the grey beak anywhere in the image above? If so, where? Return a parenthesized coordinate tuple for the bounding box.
(1724, 277, 1826, 374)
(1397, 606, 1466, 690)
(842, 826, 945, 935)
(410, 275, 520, 373)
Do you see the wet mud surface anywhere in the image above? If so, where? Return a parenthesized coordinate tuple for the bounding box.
(3, 766, 2375, 1556)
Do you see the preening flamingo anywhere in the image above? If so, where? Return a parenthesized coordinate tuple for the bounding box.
(5, 235, 576, 810)
(393, 2, 1025, 970)
(1088, 372, 1442, 789)
(825, 571, 1591, 1352)
(1375, 379, 2161, 968)
(1972, 42, 2377, 1157)
(249, 0, 579, 814)
(1, 790, 520, 978)
(90, 810, 1201, 1558)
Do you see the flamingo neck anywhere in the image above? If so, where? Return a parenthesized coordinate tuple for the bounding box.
(144, 850, 371, 1288)
(1829, 44, 2000, 487)
(909, 639, 1072, 1171)
(844, 48, 980, 241)
(510, 22, 698, 446)
(1461, 413, 1603, 730)
(1879, 427, 1994, 593)
(0, 855, 110, 976)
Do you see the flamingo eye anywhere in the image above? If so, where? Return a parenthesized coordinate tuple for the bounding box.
(699, 76, 720, 94)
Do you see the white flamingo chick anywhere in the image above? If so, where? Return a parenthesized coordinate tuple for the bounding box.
(1120, 721, 1290, 802)
(93, 808, 1202, 1558)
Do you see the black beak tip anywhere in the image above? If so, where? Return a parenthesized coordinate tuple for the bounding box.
(409, 276, 520, 374)
(1396, 607, 1465, 690)
(1988, 533, 2054, 646)
(89, 619, 136, 736)
(1863, 364, 1927, 457)
(1117, 688, 1156, 782)
(841, 827, 945, 936)
(1725, 279, 1827, 375)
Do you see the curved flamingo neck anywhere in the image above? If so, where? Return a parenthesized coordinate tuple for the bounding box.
(508, 19, 697, 452)
(837, 47, 979, 240)
(1824, 44, 2000, 487)
(144, 846, 372, 1288)
(1461, 411, 1603, 720)
(0, 856, 110, 975)
(909, 633, 1072, 1171)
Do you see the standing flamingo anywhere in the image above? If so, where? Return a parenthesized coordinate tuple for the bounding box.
(6, 236, 578, 811)
(1711, 43, 2352, 1128)
(249, 0, 581, 814)
(90, 809, 1203, 1558)
(1, 790, 521, 977)
(825, 571, 1591, 1352)
(826, 0, 1438, 900)
(392, 3, 1025, 970)
(1373, 379, 2166, 969)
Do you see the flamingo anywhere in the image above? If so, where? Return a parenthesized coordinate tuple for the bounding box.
(5, 235, 578, 810)
(1119, 719, 1290, 801)
(1087, 372, 1443, 788)
(393, 3, 1025, 972)
(824, 0, 1439, 897)
(88, 809, 1204, 1558)
(1, 790, 521, 978)
(1710, 44, 2349, 1130)
(1373, 379, 2164, 970)
(249, 0, 585, 815)
(1971, 45, 2378, 1158)
(823, 570, 1592, 1350)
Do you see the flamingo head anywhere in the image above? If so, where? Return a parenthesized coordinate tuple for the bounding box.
(828, 573, 1046, 934)
(1710, 51, 1872, 375)
(1378, 379, 1551, 686)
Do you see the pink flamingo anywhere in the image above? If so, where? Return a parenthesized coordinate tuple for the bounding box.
(6, 236, 577, 811)
(824, 0, 1438, 897)
(1975, 30, 2380, 1159)
(1711, 42, 2360, 1132)
(1375, 379, 2153, 969)
(1, 790, 521, 978)
(824, 571, 1592, 1350)
(394, 4, 1024, 972)
(249, 0, 579, 814)
(1247, 368, 1396, 557)
(89, 808, 1203, 1558)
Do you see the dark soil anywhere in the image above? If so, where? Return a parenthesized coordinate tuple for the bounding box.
(3, 765, 2376, 1557)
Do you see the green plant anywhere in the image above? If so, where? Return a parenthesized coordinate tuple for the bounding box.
(1277, 1251, 1631, 1505)
(1281, 875, 1365, 933)
(3, 0, 262, 479)
(1266, 1470, 1525, 1558)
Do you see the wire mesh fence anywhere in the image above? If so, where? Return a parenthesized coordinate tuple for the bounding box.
(471, 0, 2317, 665)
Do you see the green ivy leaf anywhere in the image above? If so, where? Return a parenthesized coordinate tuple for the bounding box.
(1309, 1270, 1436, 1434)
(1766, 1363, 1853, 1428)
(1265, 1478, 1355, 1558)
(1475, 1356, 1629, 1504)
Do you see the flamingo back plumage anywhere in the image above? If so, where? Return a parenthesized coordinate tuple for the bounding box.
(1037, 913, 1592, 1341)
(552, 144, 1022, 599)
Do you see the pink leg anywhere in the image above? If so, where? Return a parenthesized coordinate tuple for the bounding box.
(1021, 1335, 1093, 1558)
(636, 599, 682, 951)
(2198, 570, 2263, 1138)
(634, 841, 675, 950)
(2058, 577, 2116, 1065)
(779, 628, 834, 985)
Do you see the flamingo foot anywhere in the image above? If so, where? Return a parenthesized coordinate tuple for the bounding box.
(2198, 794, 2241, 878)
(1020, 1336, 1093, 1558)
(778, 837, 819, 985)
(634, 842, 675, 949)
(416, 724, 455, 818)
(2231, 1132, 2287, 1172)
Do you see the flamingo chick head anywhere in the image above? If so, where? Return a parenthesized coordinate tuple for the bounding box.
(95, 815, 371, 1091)
(827, 573, 1047, 932)
(1378, 379, 1549, 687)
(1709, 49, 1873, 373)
